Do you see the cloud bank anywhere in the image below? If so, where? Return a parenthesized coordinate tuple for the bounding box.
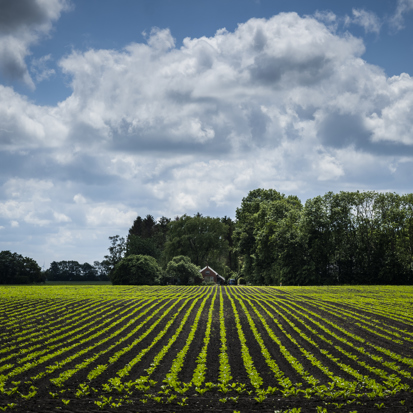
(1, 11, 413, 265)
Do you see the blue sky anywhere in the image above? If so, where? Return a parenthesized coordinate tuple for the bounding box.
(0, 0, 413, 268)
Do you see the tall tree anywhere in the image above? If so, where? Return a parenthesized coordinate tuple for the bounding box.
(104, 235, 126, 276)
(126, 215, 171, 262)
(255, 198, 304, 285)
(221, 216, 238, 274)
(234, 188, 302, 284)
(164, 214, 229, 272)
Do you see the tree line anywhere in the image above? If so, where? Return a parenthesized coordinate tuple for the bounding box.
(0, 252, 110, 284)
(2, 188, 413, 285)
(46, 260, 110, 282)
(108, 189, 413, 286)
(235, 189, 413, 286)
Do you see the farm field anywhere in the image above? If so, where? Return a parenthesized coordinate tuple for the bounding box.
(0, 285, 413, 412)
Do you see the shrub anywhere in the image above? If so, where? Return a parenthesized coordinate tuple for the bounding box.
(165, 256, 203, 285)
(238, 277, 246, 285)
(111, 255, 162, 285)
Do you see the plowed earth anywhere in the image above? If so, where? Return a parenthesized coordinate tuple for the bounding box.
(1, 285, 413, 412)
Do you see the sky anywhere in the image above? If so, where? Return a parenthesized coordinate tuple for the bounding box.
(1, 0, 413, 269)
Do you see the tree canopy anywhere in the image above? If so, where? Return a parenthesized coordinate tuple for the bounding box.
(164, 255, 202, 285)
(164, 214, 229, 273)
(46, 260, 108, 282)
(234, 189, 413, 285)
(111, 254, 163, 285)
(0, 251, 44, 284)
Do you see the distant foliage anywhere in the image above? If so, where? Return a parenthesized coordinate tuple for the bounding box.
(111, 254, 163, 285)
(46, 260, 108, 282)
(164, 255, 202, 285)
(0, 251, 44, 284)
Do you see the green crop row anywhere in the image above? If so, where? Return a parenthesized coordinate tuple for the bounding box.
(0, 285, 412, 412)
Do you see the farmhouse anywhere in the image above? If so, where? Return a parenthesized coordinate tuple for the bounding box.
(200, 265, 225, 284)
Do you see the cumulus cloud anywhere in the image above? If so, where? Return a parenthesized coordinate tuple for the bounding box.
(0, 0, 70, 87)
(0, 85, 68, 150)
(54, 13, 413, 160)
(1, 12, 413, 265)
(0, 179, 61, 226)
(57, 14, 366, 158)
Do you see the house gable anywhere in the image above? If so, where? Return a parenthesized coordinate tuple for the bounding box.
(199, 265, 224, 283)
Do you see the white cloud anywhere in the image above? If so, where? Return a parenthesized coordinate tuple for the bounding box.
(313, 10, 338, 32)
(366, 73, 413, 145)
(390, 0, 413, 31)
(53, 212, 71, 223)
(145, 27, 176, 51)
(73, 194, 87, 204)
(85, 205, 137, 227)
(4, 178, 53, 200)
(0, 85, 69, 150)
(57, 13, 366, 158)
(315, 154, 345, 181)
(0, 179, 58, 226)
(314, 10, 337, 24)
(349, 9, 381, 34)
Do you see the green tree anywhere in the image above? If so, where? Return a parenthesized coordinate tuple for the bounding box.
(398, 193, 413, 284)
(221, 216, 238, 273)
(164, 256, 202, 285)
(126, 215, 171, 263)
(126, 235, 158, 258)
(301, 193, 336, 285)
(300, 191, 413, 285)
(164, 214, 229, 272)
(0, 251, 43, 284)
(111, 255, 162, 285)
(82, 262, 98, 281)
(104, 235, 126, 276)
(47, 261, 91, 281)
(234, 188, 302, 284)
(22, 257, 45, 283)
(93, 260, 110, 281)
